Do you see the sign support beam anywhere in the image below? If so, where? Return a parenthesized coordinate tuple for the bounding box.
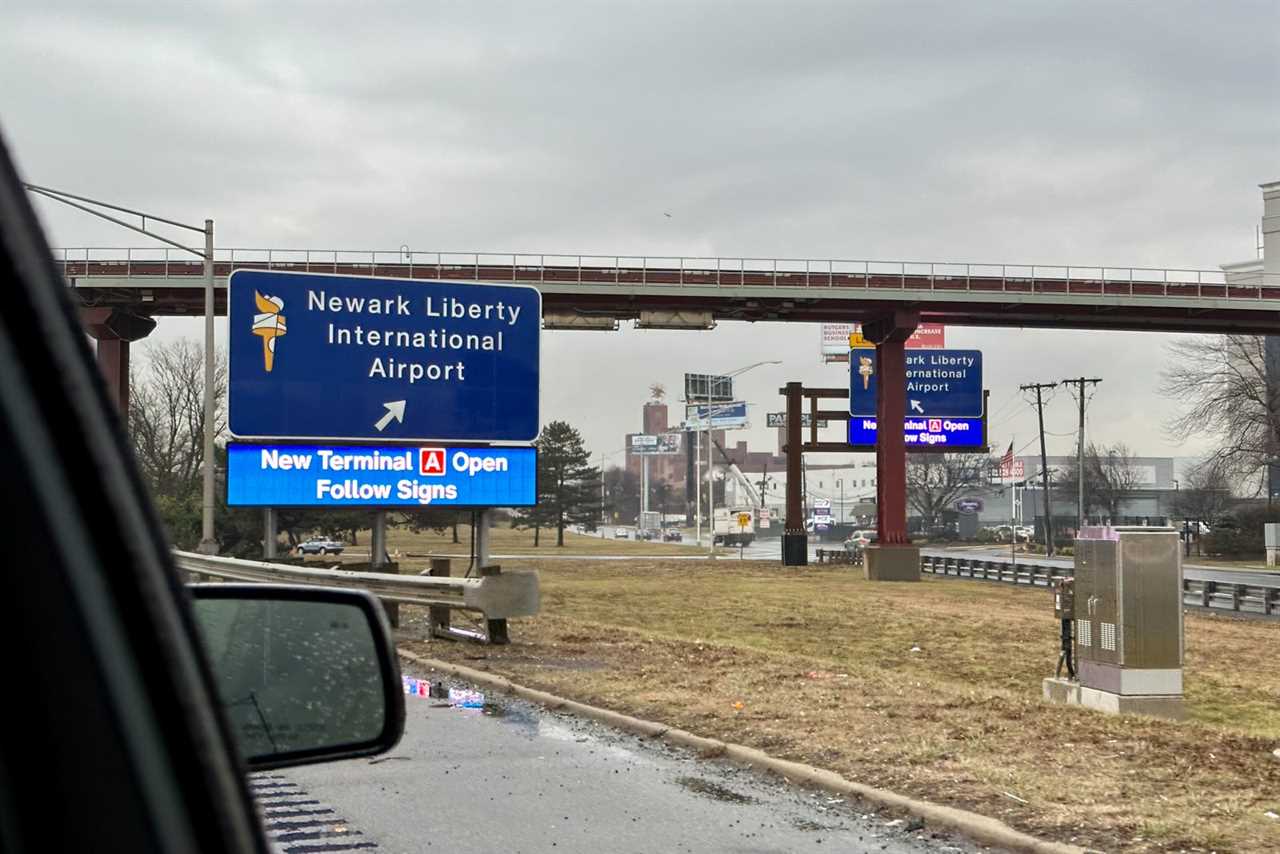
(863, 310, 922, 581)
(782, 381, 807, 566)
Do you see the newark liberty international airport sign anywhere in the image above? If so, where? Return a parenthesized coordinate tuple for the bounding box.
(228, 270, 540, 442)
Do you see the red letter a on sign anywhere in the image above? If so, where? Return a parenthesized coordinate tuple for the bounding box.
(419, 448, 446, 476)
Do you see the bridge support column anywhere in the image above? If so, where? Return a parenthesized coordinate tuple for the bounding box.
(781, 381, 807, 566)
(80, 307, 156, 417)
(863, 310, 921, 581)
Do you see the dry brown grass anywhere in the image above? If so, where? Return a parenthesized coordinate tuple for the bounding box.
(399, 559, 1280, 853)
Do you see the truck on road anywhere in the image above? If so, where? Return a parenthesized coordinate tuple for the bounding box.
(713, 506, 756, 546)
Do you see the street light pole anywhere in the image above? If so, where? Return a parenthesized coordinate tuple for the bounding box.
(691, 358, 778, 555)
(22, 183, 219, 552)
(702, 360, 781, 558)
(198, 219, 217, 553)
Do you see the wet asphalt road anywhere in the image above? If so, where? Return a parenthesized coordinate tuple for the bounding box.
(275, 674, 981, 854)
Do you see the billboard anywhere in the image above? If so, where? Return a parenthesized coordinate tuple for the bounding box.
(766, 412, 829, 428)
(684, 373, 735, 403)
(684, 401, 749, 429)
(630, 432, 683, 454)
(821, 322, 945, 361)
(998, 458, 1025, 479)
(226, 443, 538, 507)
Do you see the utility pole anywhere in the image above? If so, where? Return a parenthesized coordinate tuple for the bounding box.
(1021, 382, 1058, 556)
(1060, 377, 1102, 531)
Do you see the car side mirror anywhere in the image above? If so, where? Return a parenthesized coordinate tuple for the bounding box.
(188, 584, 405, 771)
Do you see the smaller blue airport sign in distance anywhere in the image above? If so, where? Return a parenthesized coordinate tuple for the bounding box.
(228, 269, 541, 443)
(850, 349, 983, 418)
(848, 416, 986, 449)
(684, 401, 749, 429)
(227, 444, 537, 508)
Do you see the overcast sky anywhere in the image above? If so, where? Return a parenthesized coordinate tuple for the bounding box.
(4, 1, 1278, 468)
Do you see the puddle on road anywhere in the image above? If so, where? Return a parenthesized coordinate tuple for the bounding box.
(675, 776, 756, 805)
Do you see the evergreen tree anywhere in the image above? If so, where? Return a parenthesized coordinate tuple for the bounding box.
(533, 421, 601, 546)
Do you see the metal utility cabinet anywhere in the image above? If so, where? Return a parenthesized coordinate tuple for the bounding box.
(1044, 526, 1185, 719)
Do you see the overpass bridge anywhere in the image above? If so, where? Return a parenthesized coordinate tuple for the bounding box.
(62, 245, 1279, 568)
(56, 247, 1280, 334)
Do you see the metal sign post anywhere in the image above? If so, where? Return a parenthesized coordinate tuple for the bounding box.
(263, 507, 277, 559)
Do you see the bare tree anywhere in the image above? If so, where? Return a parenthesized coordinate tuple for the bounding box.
(1161, 335, 1276, 491)
(128, 338, 227, 498)
(906, 453, 991, 525)
(1171, 460, 1234, 525)
(1087, 442, 1143, 521)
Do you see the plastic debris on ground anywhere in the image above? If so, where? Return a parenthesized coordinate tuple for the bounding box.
(448, 687, 485, 708)
(402, 678, 483, 708)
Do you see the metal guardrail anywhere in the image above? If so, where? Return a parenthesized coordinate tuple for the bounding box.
(173, 551, 540, 620)
(919, 554, 1279, 618)
(51, 246, 1280, 302)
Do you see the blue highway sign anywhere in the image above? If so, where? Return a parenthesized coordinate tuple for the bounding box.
(848, 416, 986, 450)
(228, 270, 540, 442)
(227, 443, 538, 507)
(849, 349, 983, 418)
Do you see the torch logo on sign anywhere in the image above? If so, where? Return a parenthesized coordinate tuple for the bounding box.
(251, 291, 287, 372)
(857, 356, 874, 390)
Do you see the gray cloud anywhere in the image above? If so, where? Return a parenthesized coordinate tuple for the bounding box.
(3, 0, 1277, 463)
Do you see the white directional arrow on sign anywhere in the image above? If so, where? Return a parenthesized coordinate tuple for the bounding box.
(909, 399, 924, 414)
(374, 400, 407, 431)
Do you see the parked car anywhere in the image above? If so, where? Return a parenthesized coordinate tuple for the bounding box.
(614, 527, 630, 538)
(990, 524, 1033, 543)
(663, 529, 684, 542)
(297, 538, 345, 555)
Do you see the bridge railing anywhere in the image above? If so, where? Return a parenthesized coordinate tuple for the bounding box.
(919, 553, 1279, 618)
(50, 247, 1280, 300)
